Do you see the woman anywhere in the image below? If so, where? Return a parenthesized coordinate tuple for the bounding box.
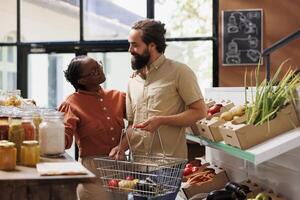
(59, 55, 127, 200)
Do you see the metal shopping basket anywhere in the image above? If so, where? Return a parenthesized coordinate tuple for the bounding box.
(94, 128, 187, 198)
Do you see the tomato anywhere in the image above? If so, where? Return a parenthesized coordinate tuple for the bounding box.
(191, 166, 199, 173)
(208, 104, 223, 115)
(185, 163, 193, 169)
(108, 179, 119, 189)
(125, 176, 134, 180)
(183, 167, 192, 176)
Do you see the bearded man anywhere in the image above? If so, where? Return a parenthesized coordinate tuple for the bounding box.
(110, 19, 207, 200)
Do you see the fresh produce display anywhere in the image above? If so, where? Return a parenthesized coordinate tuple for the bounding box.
(244, 62, 300, 126)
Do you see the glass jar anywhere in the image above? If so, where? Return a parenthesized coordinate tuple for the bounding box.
(4, 90, 22, 107)
(21, 140, 40, 167)
(0, 116, 9, 140)
(32, 109, 43, 141)
(9, 117, 25, 163)
(0, 142, 17, 170)
(21, 114, 36, 140)
(39, 111, 65, 156)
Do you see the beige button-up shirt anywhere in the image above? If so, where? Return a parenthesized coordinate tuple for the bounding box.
(126, 55, 203, 159)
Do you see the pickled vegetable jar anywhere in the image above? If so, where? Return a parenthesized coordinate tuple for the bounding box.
(9, 117, 25, 163)
(22, 114, 36, 140)
(21, 140, 40, 167)
(0, 142, 16, 170)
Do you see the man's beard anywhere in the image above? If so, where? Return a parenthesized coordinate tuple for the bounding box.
(131, 50, 150, 70)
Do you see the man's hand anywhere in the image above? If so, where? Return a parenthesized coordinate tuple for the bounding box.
(109, 146, 125, 160)
(133, 116, 163, 133)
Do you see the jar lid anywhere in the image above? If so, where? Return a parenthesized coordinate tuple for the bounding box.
(0, 142, 15, 148)
(22, 140, 39, 146)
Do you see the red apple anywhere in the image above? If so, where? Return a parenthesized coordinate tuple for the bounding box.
(185, 163, 193, 169)
(183, 167, 192, 176)
(108, 179, 119, 189)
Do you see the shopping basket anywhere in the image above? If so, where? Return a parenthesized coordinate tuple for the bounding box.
(94, 128, 187, 198)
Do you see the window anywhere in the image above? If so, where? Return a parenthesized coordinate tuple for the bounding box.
(28, 53, 75, 108)
(7, 72, 17, 90)
(83, 0, 146, 40)
(0, 1, 17, 42)
(0, 47, 2, 61)
(21, 0, 80, 42)
(155, 0, 212, 37)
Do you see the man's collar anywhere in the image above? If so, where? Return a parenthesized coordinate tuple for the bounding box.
(149, 54, 166, 70)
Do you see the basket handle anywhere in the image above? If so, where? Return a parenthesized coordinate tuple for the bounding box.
(147, 128, 166, 157)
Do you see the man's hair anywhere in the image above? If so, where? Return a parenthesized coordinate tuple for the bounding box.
(132, 19, 167, 53)
(64, 55, 86, 91)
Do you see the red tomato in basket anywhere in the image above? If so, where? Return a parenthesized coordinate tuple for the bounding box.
(126, 176, 134, 180)
(185, 163, 193, 169)
(191, 166, 199, 173)
(183, 167, 192, 176)
(108, 179, 119, 189)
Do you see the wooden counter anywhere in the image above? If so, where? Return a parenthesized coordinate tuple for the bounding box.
(0, 153, 96, 200)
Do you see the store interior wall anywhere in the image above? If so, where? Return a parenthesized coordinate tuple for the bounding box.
(219, 0, 300, 86)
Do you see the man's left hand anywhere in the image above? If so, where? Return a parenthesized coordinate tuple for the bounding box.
(134, 116, 162, 133)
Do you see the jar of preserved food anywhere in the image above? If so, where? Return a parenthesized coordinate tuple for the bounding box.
(0, 116, 9, 140)
(39, 111, 65, 156)
(0, 142, 17, 170)
(4, 90, 22, 107)
(21, 140, 40, 167)
(9, 117, 25, 163)
(21, 114, 36, 140)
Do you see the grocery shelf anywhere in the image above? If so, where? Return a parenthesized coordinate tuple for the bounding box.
(186, 127, 300, 165)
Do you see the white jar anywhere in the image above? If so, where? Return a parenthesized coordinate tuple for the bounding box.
(39, 111, 65, 156)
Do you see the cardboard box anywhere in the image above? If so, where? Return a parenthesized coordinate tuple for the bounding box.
(195, 102, 234, 141)
(181, 165, 229, 199)
(219, 104, 299, 149)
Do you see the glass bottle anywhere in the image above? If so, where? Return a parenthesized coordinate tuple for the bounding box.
(21, 113, 36, 140)
(39, 111, 65, 156)
(21, 140, 40, 167)
(0, 116, 9, 140)
(9, 117, 25, 163)
(0, 141, 17, 170)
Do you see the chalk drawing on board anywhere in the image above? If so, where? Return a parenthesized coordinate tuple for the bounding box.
(222, 9, 263, 65)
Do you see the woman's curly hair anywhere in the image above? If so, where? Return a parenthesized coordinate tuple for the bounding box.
(64, 55, 86, 91)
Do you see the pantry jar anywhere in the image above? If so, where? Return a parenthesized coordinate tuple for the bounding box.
(21, 140, 40, 167)
(0, 141, 17, 170)
(9, 117, 25, 163)
(39, 111, 65, 156)
(21, 114, 36, 140)
(0, 116, 9, 140)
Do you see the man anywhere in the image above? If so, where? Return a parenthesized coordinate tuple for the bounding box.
(110, 19, 207, 199)
(59, 56, 126, 200)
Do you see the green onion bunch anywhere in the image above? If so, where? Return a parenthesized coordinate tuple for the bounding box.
(244, 60, 300, 126)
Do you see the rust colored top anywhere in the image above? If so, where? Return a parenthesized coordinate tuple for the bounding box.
(58, 88, 126, 157)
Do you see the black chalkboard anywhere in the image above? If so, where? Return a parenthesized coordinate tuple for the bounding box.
(222, 9, 263, 65)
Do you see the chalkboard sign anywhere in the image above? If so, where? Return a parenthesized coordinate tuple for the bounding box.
(222, 9, 263, 65)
